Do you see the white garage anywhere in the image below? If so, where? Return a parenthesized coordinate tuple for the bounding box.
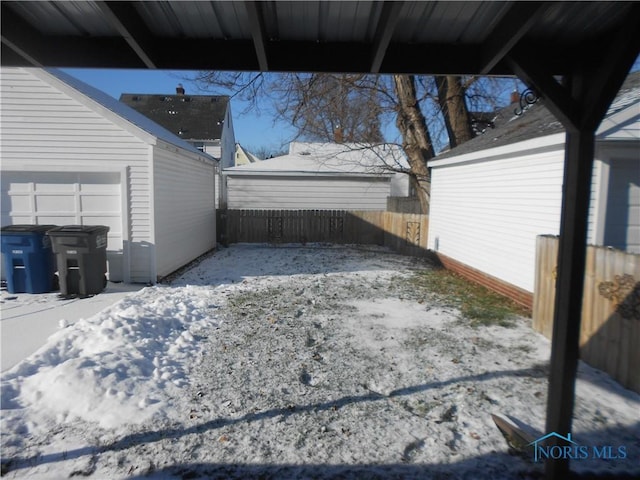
(426, 72, 640, 306)
(1, 67, 217, 284)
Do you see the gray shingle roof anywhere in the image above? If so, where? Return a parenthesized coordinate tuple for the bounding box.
(120, 93, 229, 141)
(435, 71, 640, 160)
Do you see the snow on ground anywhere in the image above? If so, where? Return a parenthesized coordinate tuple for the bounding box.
(1, 244, 639, 479)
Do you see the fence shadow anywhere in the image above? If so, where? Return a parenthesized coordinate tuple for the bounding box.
(4, 363, 639, 479)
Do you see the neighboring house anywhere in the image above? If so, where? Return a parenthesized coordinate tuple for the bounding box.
(1, 67, 217, 284)
(234, 143, 262, 166)
(120, 88, 235, 209)
(120, 88, 235, 168)
(427, 72, 640, 307)
(222, 142, 410, 210)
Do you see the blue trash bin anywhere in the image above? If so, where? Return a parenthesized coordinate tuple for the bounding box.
(1, 225, 58, 294)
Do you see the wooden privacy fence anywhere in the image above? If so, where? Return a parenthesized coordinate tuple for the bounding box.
(221, 209, 429, 254)
(533, 235, 640, 393)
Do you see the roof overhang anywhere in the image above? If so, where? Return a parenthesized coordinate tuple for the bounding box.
(2, 3, 640, 480)
(1, 1, 636, 77)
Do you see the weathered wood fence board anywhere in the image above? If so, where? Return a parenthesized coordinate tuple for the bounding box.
(533, 235, 640, 393)
(221, 209, 428, 254)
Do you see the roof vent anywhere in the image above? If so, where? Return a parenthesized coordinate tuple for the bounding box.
(176, 84, 185, 95)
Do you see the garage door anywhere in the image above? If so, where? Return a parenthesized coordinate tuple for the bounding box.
(1, 171, 125, 282)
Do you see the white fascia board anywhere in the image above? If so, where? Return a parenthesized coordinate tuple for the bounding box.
(429, 132, 566, 169)
(597, 100, 640, 139)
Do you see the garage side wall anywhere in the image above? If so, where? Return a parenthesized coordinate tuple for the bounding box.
(152, 145, 216, 279)
(226, 175, 390, 210)
(427, 149, 565, 293)
(0, 67, 154, 283)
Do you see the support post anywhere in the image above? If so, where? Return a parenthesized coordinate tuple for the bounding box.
(544, 128, 595, 479)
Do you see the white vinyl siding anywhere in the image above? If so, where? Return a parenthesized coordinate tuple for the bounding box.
(226, 175, 390, 210)
(1, 67, 218, 284)
(153, 145, 216, 278)
(0, 67, 155, 281)
(428, 147, 638, 294)
(428, 149, 565, 293)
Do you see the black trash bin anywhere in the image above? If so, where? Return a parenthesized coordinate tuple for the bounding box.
(0, 224, 58, 293)
(47, 225, 110, 297)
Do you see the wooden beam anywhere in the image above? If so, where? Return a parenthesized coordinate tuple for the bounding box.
(370, 1, 405, 74)
(0, 3, 45, 67)
(244, 1, 269, 71)
(545, 122, 595, 480)
(480, 1, 551, 75)
(540, 50, 637, 477)
(505, 49, 581, 130)
(95, 1, 158, 69)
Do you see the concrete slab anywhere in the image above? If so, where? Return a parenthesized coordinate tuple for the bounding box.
(1, 282, 145, 372)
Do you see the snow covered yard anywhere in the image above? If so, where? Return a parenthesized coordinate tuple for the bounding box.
(1, 244, 639, 479)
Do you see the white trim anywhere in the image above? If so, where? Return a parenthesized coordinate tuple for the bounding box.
(120, 166, 131, 283)
(2, 164, 127, 173)
(429, 133, 566, 168)
(148, 146, 157, 283)
(593, 158, 610, 246)
(597, 99, 640, 138)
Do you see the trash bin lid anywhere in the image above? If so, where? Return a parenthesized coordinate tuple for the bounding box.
(1, 224, 57, 234)
(46, 225, 110, 235)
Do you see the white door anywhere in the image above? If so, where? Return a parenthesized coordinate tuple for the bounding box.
(1, 171, 125, 281)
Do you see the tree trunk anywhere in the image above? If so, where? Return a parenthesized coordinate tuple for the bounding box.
(393, 75, 435, 213)
(436, 75, 474, 148)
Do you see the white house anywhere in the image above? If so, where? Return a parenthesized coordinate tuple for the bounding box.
(427, 72, 640, 306)
(234, 143, 262, 166)
(1, 67, 217, 284)
(223, 142, 410, 210)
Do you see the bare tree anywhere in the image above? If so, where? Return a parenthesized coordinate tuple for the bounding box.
(393, 75, 435, 213)
(271, 73, 385, 143)
(435, 75, 474, 148)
